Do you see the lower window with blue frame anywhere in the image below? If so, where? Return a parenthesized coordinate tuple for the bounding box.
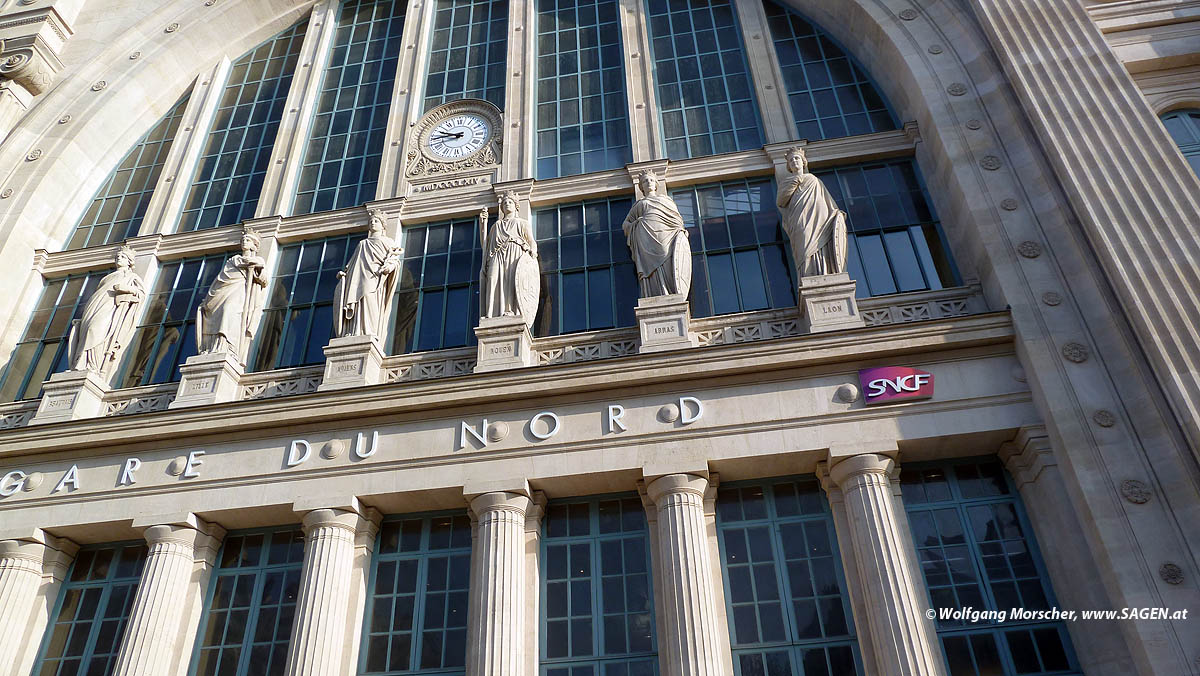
(541, 495, 657, 676)
(33, 543, 147, 676)
(715, 478, 862, 676)
(190, 527, 306, 676)
(361, 512, 472, 674)
(902, 458, 1081, 676)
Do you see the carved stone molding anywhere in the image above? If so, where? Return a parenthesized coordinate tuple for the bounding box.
(405, 99, 503, 184)
(0, 37, 60, 95)
(1120, 479, 1151, 504)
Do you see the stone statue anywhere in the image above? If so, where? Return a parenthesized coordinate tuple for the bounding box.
(479, 191, 540, 328)
(778, 146, 848, 277)
(333, 209, 403, 340)
(197, 227, 268, 363)
(622, 170, 691, 298)
(68, 244, 146, 375)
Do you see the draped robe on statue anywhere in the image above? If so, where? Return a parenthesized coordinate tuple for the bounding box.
(623, 194, 692, 298)
(779, 173, 848, 277)
(334, 235, 401, 339)
(199, 254, 264, 359)
(482, 216, 539, 327)
(71, 268, 145, 373)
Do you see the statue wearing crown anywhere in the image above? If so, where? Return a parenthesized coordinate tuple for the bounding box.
(197, 227, 269, 364)
(622, 169, 691, 299)
(68, 243, 146, 375)
(479, 191, 540, 328)
(334, 208, 404, 341)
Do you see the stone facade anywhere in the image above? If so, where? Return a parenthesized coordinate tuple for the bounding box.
(0, 1, 1197, 675)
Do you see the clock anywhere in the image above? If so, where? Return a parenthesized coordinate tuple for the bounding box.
(427, 113, 491, 160)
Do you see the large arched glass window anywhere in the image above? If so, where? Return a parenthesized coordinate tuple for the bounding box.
(293, 0, 407, 215)
(63, 96, 189, 250)
(178, 21, 308, 232)
(393, 217, 483, 353)
(763, 0, 896, 141)
(1161, 109, 1200, 176)
(423, 0, 508, 112)
(645, 0, 763, 160)
(534, 0, 632, 179)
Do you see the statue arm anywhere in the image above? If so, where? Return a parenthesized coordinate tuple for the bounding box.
(777, 175, 799, 208)
(522, 219, 538, 258)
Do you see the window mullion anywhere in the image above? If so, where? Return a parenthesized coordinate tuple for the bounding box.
(383, 0, 437, 199)
(617, 0, 664, 161)
(255, 1, 342, 219)
(137, 58, 234, 237)
(730, 0, 793, 144)
(502, 0, 538, 180)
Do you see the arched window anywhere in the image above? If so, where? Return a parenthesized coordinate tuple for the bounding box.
(534, 0, 632, 178)
(178, 20, 308, 232)
(645, 0, 764, 160)
(423, 0, 508, 112)
(293, 0, 407, 215)
(63, 96, 189, 250)
(763, 0, 897, 141)
(1161, 109, 1200, 176)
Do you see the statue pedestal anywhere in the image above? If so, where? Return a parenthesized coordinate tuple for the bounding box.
(169, 352, 245, 409)
(635, 294, 698, 354)
(798, 272, 865, 333)
(30, 370, 109, 425)
(319, 335, 386, 391)
(474, 316, 536, 373)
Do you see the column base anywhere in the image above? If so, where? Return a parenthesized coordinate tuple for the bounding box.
(474, 316, 535, 373)
(30, 370, 109, 425)
(798, 272, 865, 333)
(318, 335, 386, 391)
(635, 294, 698, 353)
(169, 352, 244, 409)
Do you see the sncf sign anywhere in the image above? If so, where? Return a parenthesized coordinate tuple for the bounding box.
(859, 366, 934, 405)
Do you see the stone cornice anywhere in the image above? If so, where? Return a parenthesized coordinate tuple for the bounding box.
(0, 311, 1014, 458)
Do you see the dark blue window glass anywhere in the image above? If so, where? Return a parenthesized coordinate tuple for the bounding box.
(535, 0, 632, 179)
(903, 459, 1081, 676)
(294, 0, 406, 215)
(253, 233, 365, 371)
(362, 513, 472, 674)
(394, 218, 483, 353)
(34, 543, 147, 676)
(1161, 109, 1200, 177)
(645, 0, 763, 160)
(672, 178, 796, 318)
(179, 21, 307, 232)
(191, 528, 306, 676)
(533, 197, 637, 336)
(0, 271, 109, 402)
(716, 478, 862, 676)
(65, 96, 190, 249)
(763, 1, 896, 141)
(119, 253, 229, 387)
(541, 496, 657, 675)
(815, 159, 957, 299)
(423, 0, 507, 111)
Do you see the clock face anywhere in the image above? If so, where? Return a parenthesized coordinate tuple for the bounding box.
(427, 114, 491, 160)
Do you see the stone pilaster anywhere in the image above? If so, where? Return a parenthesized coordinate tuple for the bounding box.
(617, 0, 663, 161)
(0, 532, 77, 672)
(827, 454, 945, 676)
(644, 473, 729, 676)
(467, 490, 531, 676)
(285, 506, 379, 676)
(113, 519, 224, 676)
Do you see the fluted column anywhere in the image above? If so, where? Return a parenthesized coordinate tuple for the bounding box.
(113, 521, 221, 676)
(467, 491, 531, 676)
(0, 538, 50, 668)
(284, 508, 375, 675)
(828, 454, 944, 676)
(645, 473, 729, 676)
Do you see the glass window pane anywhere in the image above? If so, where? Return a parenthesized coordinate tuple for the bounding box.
(397, 218, 481, 353)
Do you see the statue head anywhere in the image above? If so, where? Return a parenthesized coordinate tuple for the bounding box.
(241, 227, 261, 255)
(115, 244, 136, 270)
(367, 209, 387, 235)
(498, 191, 520, 216)
(786, 146, 808, 174)
(637, 170, 660, 196)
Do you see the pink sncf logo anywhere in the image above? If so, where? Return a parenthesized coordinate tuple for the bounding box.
(858, 366, 935, 405)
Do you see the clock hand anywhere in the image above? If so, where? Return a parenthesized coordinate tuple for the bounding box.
(431, 131, 465, 141)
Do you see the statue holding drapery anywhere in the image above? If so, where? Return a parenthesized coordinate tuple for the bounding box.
(333, 209, 403, 340)
(479, 191, 539, 328)
(68, 243, 146, 375)
(778, 146, 848, 278)
(197, 227, 268, 363)
(622, 170, 691, 298)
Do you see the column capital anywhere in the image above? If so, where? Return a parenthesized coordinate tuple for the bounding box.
(469, 490, 533, 518)
(301, 507, 378, 536)
(828, 452, 896, 489)
(137, 515, 225, 565)
(644, 472, 709, 506)
(0, 531, 77, 574)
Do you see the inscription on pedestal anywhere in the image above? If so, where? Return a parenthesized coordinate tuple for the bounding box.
(188, 377, 216, 395)
(44, 394, 75, 410)
(335, 358, 365, 375)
